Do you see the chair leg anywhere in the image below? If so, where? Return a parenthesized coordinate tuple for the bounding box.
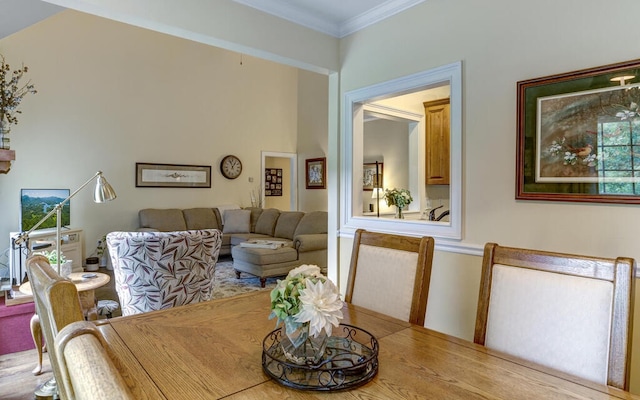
(260, 278, 266, 288)
(29, 313, 43, 375)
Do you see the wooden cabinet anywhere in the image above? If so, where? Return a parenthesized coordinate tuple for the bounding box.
(424, 99, 450, 185)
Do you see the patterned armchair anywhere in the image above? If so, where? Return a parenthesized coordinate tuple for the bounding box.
(106, 229, 222, 316)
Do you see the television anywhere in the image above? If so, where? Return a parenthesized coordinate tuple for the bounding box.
(20, 189, 71, 232)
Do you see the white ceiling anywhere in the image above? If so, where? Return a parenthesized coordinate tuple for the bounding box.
(0, 0, 426, 40)
(0, 0, 64, 39)
(232, 0, 426, 37)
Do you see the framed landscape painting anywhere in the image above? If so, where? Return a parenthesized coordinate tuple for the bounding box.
(516, 58, 640, 204)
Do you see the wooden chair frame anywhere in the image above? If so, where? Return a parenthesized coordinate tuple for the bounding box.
(345, 229, 435, 326)
(55, 321, 134, 399)
(26, 254, 85, 400)
(474, 242, 635, 390)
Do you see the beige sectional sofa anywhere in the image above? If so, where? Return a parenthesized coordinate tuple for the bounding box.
(138, 207, 327, 286)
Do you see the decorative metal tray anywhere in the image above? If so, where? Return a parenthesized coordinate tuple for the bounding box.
(262, 324, 379, 391)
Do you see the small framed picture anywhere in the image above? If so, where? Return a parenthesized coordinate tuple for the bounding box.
(363, 162, 383, 191)
(265, 168, 283, 196)
(305, 158, 326, 189)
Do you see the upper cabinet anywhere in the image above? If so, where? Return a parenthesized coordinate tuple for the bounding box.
(424, 99, 450, 185)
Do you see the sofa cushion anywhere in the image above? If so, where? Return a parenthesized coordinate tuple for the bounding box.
(139, 209, 187, 232)
(216, 204, 241, 224)
(274, 211, 305, 240)
(294, 211, 328, 236)
(244, 207, 264, 232)
(254, 208, 280, 236)
(183, 208, 221, 230)
(223, 209, 251, 233)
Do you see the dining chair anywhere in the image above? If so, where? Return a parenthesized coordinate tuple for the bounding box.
(26, 254, 85, 400)
(55, 320, 134, 400)
(106, 229, 223, 316)
(345, 229, 435, 326)
(474, 242, 635, 390)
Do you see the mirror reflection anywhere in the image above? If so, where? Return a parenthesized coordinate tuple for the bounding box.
(359, 84, 451, 223)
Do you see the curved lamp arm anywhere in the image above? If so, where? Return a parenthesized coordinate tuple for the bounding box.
(13, 171, 116, 274)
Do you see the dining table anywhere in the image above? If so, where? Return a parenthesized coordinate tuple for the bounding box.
(95, 290, 640, 399)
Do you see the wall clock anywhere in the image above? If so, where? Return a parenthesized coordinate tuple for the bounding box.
(220, 155, 242, 179)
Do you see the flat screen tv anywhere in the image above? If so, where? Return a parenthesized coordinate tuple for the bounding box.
(20, 189, 71, 232)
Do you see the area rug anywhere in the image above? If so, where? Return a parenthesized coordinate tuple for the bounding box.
(211, 258, 280, 299)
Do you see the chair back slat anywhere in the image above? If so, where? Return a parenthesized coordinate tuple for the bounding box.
(55, 321, 135, 400)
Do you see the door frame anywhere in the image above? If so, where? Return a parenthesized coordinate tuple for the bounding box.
(261, 151, 298, 210)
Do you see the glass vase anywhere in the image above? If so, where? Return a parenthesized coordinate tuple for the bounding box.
(395, 206, 404, 219)
(281, 323, 328, 365)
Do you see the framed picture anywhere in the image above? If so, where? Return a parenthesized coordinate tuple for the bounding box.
(136, 163, 211, 188)
(363, 162, 383, 191)
(305, 158, 326, 189)
(265, 168, 282, 196)
(517, 58, 640, 204)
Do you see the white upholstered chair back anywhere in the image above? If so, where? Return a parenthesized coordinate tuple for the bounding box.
(474, 243, 635, 390)
(345, 229, 435, 326)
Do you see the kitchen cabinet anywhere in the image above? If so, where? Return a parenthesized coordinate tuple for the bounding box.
(424, 99, 450, 185)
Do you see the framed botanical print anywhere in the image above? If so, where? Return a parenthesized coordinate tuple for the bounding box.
(305, 158, 326, 189)
(517, 58, 640, 203)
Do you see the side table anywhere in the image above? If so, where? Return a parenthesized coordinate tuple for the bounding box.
(19, 272, 110, 375)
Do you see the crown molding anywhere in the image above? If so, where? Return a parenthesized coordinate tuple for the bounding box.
(233, 0, 426, 38)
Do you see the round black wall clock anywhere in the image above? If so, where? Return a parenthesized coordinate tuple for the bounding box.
(220, 155, 242, 179)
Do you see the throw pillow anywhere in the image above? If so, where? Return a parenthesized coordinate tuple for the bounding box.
(222, 209, 251, 233)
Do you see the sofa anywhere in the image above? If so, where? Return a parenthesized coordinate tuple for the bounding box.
(138, 206, 328, 286)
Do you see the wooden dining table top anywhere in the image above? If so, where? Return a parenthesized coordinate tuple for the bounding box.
(96, 290, 640, 399)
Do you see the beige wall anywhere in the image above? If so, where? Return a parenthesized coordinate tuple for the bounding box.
(297, 70, 328, 212)
(5, 0, 640, 392)
(338, 0, 640, 392)
(0, 10, 327, 262)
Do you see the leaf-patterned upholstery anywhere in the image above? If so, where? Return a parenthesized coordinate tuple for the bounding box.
(106, 229, 222, 316)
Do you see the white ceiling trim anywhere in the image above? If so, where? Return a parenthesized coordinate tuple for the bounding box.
(232, 0, 426, 38)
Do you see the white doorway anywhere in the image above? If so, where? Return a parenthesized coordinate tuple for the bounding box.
(261, 151, 297, 210)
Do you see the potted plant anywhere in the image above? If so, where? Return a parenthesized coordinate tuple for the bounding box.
(0, 54, 37, 149)
(37, 250, 72, 277)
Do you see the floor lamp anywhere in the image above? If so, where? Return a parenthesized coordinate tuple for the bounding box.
(13, 171, 117, 275)
(371, 161, 383, 217)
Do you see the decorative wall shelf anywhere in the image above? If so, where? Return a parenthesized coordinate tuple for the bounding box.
(0, 149, 15, 173)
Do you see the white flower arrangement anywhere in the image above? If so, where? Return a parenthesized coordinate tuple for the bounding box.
(269, 264, 343, 338)
(384, 188, 413, 209)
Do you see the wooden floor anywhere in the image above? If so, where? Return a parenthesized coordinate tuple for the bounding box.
(0, 348, 53, 400)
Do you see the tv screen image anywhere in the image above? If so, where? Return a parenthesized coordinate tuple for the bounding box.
(20, 189, 71, 232)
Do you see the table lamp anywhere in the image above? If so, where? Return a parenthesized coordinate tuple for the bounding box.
(14, 171, 117, 275)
